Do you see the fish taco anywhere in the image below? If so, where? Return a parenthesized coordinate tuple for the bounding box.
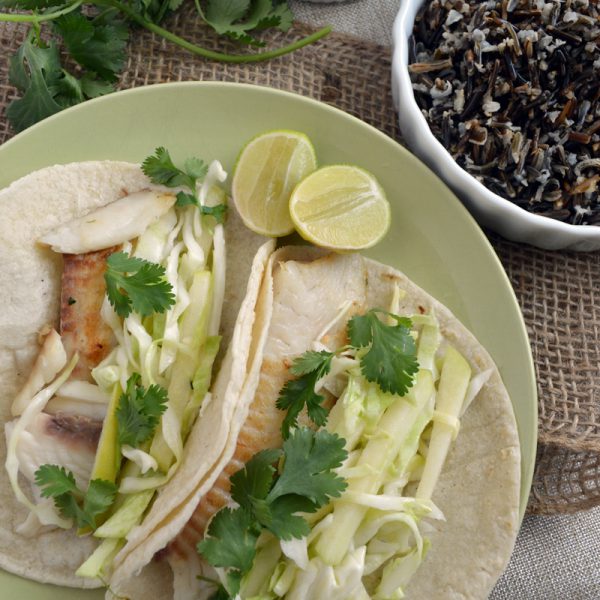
(108, 246, 521, 600)
(0, 157, 274, 588)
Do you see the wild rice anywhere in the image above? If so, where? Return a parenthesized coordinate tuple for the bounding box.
(410, 0, 600, 225)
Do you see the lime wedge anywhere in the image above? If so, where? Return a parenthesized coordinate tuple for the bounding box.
(232, 130, 317, 237)
(289, 165, 391, 250)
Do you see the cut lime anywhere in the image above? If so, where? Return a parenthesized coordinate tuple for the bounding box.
(289, 165, 391, 250)
(232, 130, 317, 237)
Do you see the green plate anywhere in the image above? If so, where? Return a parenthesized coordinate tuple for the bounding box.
(0, 82, 536, 598)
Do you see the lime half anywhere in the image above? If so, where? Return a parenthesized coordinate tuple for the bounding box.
(289, 165, 391, 250)
(232, 130, 317, 237)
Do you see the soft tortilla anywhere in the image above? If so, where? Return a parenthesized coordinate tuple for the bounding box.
(365, 257, 520, 599)
(110, 247, 520, 599)
(0, 162, 271, 588)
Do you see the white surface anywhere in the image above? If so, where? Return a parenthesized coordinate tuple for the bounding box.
(390, 0, 600, 251)
(296, 0, 600, 598)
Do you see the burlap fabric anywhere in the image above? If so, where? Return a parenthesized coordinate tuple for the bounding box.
(0, 10, 599, 515)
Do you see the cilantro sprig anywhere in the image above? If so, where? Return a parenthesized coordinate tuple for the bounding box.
(197, 427, 347, 598)
(142, 147, 228, 223)
(104, 252, 175, 319)
(34, 465, 117, 530)
(142, 147, 208, 191)
(348, 309, 419, 396)
(276, 350, 333, 440)
(116, 373, 168, 447)
(1, 2, 331, 132)
(276, 310, 419, 438)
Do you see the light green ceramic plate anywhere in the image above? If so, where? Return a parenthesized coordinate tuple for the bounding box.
(0, 82, 536, 598)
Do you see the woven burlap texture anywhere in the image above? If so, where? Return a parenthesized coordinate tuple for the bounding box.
(1, 9, 599, 515)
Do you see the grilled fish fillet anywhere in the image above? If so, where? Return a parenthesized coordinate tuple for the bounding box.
(7, 248, 116, 510)
(60, 247, 118, 382)
(5, 412, 100, 490)
(168, 252, 368, 567)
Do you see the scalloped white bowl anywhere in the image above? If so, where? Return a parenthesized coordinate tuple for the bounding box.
(392, 0, 600, 251)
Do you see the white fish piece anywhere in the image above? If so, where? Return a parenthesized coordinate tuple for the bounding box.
(56, 379, 111, 403)
(38, 190, 176, 254)
(265, 253, 367, 359)
(11, 329, 66, 417)
(46, 397, 108, 420)
(5, 412, 100, 490)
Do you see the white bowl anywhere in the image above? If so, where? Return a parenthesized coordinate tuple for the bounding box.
(391, 0, 600, 251)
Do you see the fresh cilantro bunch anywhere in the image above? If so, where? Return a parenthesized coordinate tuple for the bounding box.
(277, 309, 420, 438)
(34, 465, 117, 529)
(6, 23, 121, 132)
(197, 427, 347, 598)
(0, 1, 331, 132)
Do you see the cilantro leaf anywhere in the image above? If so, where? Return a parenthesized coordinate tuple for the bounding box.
(348, 310, 419, 396)
(83, 479, 119, 522)
(6, 36, 63, 132)
(201, 203, 228, 224)
(104, 252, 175, 318)
(116, 373, 168, 447)
(202, 0, 293, 46)
(289, 350, 333, 377)
(34, 465, 117, 529)
(142, 147, 207, 191)
(230, 448, 281, 509)
(54, 10, 128, 81)
(259, 494, 314, 540)
(49, 69, 113, 107)
(184, 156, 209, 181)
(197, 507, 260, 596)
(6, 31, 115, 132)
(276, 350, 333, 439)
(268, 428, 347, 508)
(35, 464, 78, 497)
(175, 192, 228, 224)
(53, 491, 88, 525)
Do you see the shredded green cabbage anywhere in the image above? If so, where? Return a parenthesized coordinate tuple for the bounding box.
(245, 309, 478, 600)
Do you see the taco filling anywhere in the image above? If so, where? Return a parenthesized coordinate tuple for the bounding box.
(107, 248, 519, 600)
(2, 154, 264, 583)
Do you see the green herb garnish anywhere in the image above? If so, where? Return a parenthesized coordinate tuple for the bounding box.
(175, 192, 228, 224)
(197, 427, 347, 598)
(276, 350, 333, 439)
(116, 373, 168, 447)
(276, 310, 419, 438)
(34, 465, 117, 530)
(142, 148, 228, 222)
(142, 147, 208, 191)
(348, 309, 419, 396)
(1, 2, 331, 132)
(104, 251, 175, 318)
